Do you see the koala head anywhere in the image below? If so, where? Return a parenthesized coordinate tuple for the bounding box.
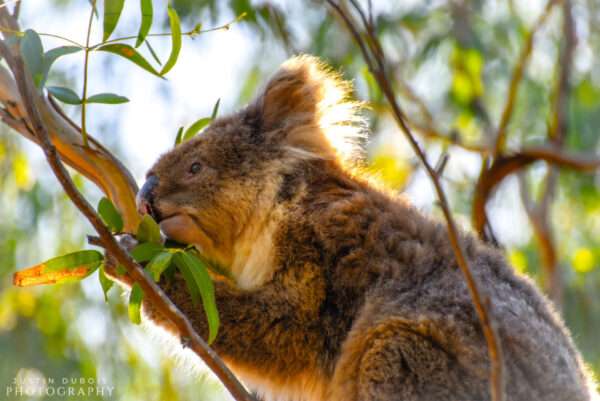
(137, 55, 365, 271)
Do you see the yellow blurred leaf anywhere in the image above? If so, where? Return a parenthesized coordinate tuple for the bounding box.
(452, 70, 473, 104)
(508, 249, 528, 274)
(13, 152, 32, 190)
(369, 152, 412, 189)
(572, 247, 596, 273)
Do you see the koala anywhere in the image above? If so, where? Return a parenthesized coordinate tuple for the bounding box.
(110, 56, 597, 401)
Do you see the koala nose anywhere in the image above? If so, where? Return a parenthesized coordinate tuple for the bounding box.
(137, 175, 159, 216)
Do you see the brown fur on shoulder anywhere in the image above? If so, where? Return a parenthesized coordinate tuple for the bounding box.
(120, 55, 596, 401)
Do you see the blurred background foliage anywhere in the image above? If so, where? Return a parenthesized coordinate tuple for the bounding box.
(0, 0, 599, 399)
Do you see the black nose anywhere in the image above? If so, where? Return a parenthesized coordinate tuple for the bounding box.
(137, 175, 159, 216)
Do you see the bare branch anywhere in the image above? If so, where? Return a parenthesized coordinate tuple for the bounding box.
(326, 2, 506, 401)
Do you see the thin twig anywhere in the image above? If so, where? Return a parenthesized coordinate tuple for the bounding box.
(326, 2, 506, 400)
(80, 1, 95, 147)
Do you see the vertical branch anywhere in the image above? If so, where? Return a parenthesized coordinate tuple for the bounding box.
(519, 0, 575, 308)
(473, 0, 563, 242)
(493, 0, 562, 155)
(80, 0, 96, 146)
(326, 2, 505, 401)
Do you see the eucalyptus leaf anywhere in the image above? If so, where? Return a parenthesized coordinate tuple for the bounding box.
(97, 43, 162, 77)
(137, 214, 162, 244)
(160, 6, 182, 76)
(146, 251, 173, 282)
(210, 98, 221, 120)
(136, 0, 153, 47)
(97, 197, 124, 232)
(45, 250, 103, 272)
(103, 0, 125, 41)
(145, 40, 162, 65)
(42, 46, 82, 87)
(21, 29, 44, 88)
(87, 93, 129, 104)
(174, 251, 219, 344)
(174, 126, 184, 146)
(47, 86, 82, 105)
(128, 282, 144, 325)
(130, 242, 164, 263)
(182, 117, 212, 142)
(98, 264, 114, 302)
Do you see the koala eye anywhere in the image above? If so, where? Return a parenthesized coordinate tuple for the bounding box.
(189, 162, 202, 174)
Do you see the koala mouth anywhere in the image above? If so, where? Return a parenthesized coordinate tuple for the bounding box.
(158, 213, 211, 247)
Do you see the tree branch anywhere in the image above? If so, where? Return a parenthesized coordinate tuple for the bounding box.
(0, 5, 253, 401)
(326, 2, 506, 401)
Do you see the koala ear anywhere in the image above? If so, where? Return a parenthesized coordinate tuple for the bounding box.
(256, 55, 366, 164)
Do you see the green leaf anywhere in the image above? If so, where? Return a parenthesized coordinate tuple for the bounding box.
(136, 0, 153, 47)
(210, 98, 220, 120)
(174, 126, 184, 146)
(103, 0, 125, 41)
(98, 264, 114, 302)
(145, 40, 162, 65)
(42, 46, 82, 87)
(146, 251, 173, 282)
(137, 214, 162, 244)
(130, 242, 163, 263)
(97, 43, 162, 77)
(47, 86, 82, 105)
(87, 93, 129, 104)
(160, 6, 182, 76)
(21, 29, 45, 88)
(183, 117, 212, 142)
(97, 197, 124, 232)
(174, 251, 219, 344)
(45, 250, 103, 272)
(128, 282, 144, 325)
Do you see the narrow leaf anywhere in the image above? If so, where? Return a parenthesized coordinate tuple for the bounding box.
(174, 252, 219, 344)
(103, 0, 125, 41)
(160, 6, 182, 76)
(21, 29, 45, 88)
(42, 46, 82, 86)
(97, 43, 162, 77)
(145, 40, 162, 65)
(13, 264, 91, 287)
(45, 250, 104, 271)
(97, 197, 124, 232)
(137, 214, 162, 244)
(87, 93, 129, 104)
(174, 126, 184, 146)
(13, 250, 103, 287)
(210, 98, 220, 120)
(182, 117, 211, 142)
(47, 86, 82, 105)
(130, 242, 164, 263)
(128, 282, 144, 324)
(98, 264, 114, 302)
(136, 0, 153, 47)
(147, 252, 173, 282)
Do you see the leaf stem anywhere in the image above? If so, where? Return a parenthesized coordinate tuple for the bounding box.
(81, 1, 96, 147)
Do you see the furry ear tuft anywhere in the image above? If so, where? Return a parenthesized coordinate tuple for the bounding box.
(258, 55, 366, 165)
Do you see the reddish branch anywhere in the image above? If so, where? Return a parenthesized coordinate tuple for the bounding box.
(0, 4, 253, 401)
(326, 2, 506, 401)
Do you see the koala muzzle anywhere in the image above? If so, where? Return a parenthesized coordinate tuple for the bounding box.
(137, 174, 159, 218)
